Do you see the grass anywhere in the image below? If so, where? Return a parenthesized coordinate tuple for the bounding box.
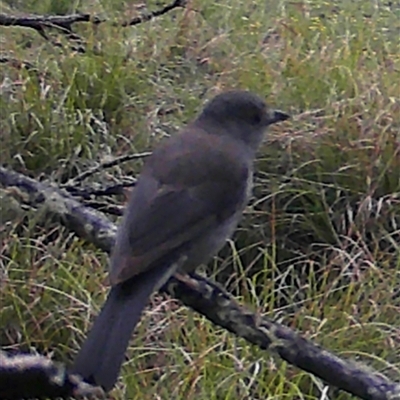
(1, 0, 399, 399)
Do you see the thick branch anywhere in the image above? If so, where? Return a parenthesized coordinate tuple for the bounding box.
(168, 274, 400, 400)
(0, 351, 103, 399)
(0, 166, 399, 400)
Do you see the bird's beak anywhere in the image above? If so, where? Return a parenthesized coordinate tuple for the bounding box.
(267, 109, 290, 125)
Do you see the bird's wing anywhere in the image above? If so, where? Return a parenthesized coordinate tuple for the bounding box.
(109, 132, 250, 285)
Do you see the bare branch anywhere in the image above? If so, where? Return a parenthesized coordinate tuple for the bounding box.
(0, 1, 186, 52)
(121, 0, 187, 26)
(0, 13, 101, 29)
(63, 179, 136, 199)
(0, 350, 104, 400)
(64, 152, 150, 186)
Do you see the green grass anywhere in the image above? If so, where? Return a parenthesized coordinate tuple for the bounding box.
(1, 0, 399, 398)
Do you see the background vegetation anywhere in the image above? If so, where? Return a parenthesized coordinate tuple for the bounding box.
(1, 0, 399, 399)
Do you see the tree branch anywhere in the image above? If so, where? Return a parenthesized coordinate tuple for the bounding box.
(0, 351, 104, 400)
(0, 166, 399, 400)
(0, 0, 186, 52)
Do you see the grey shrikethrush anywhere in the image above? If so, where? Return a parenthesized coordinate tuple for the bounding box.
(71, 90, 289, 391)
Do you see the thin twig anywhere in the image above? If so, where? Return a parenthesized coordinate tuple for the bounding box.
(121, 0, 187, 26)
(63, 179, 136, 199)
(64, 152, 151, 185)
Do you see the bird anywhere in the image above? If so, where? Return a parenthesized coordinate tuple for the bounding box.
(71, 90, 289, 391)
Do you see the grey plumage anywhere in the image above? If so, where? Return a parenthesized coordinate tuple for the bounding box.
(71, 90, 289, 391)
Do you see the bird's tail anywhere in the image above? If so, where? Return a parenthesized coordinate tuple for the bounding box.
(71, 262, 173, 391)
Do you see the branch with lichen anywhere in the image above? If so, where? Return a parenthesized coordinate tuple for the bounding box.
(0, 166, 399, 400)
